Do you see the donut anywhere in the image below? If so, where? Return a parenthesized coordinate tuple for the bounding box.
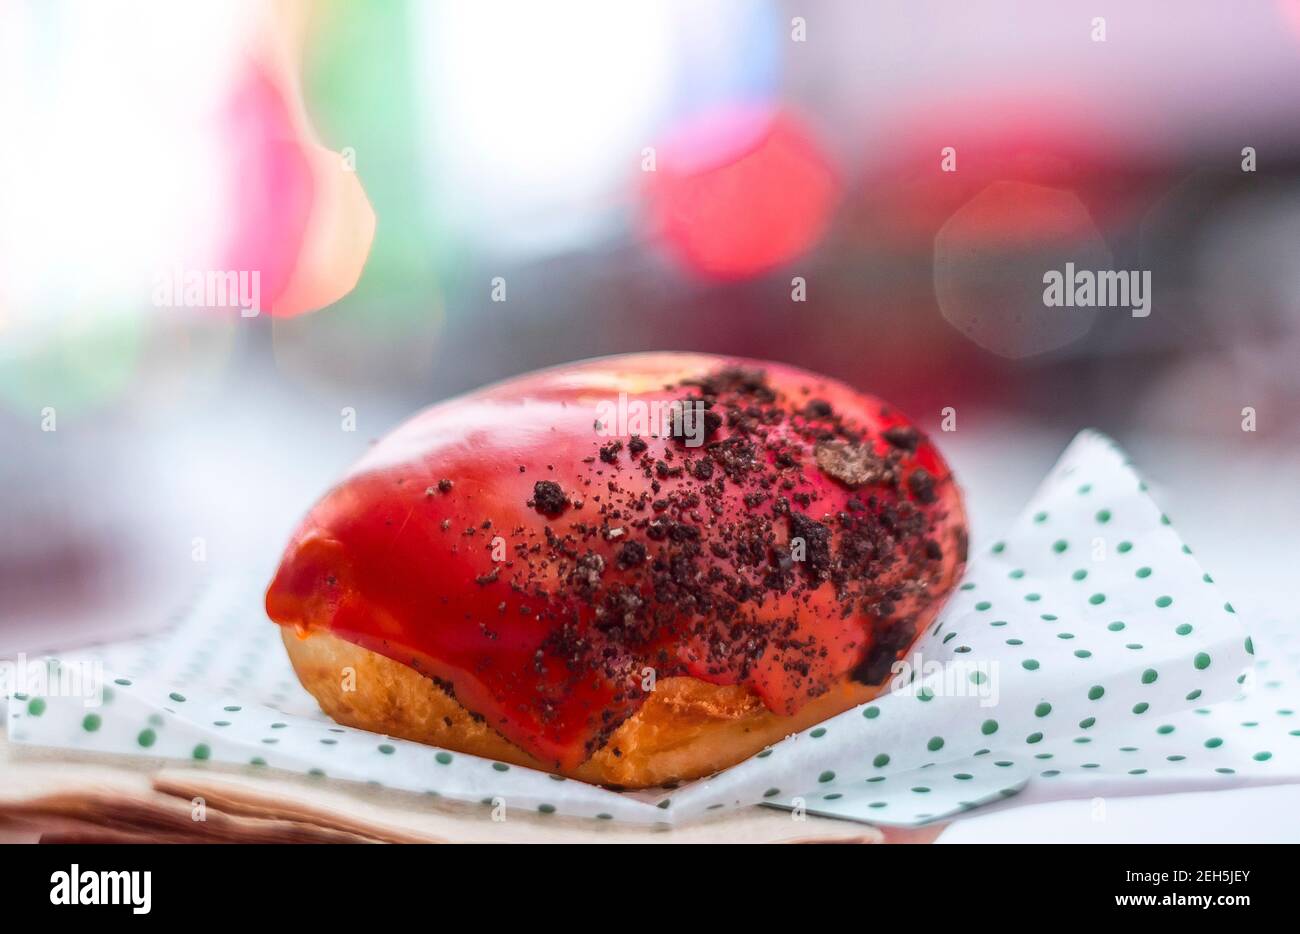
(266, 353, 968, 788)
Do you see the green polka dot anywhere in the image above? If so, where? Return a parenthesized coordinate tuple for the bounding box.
(1186, 689, 1202, 701)
(1245, 637, 1254, 655)
(975, 600, 991, 611)
(873, 753, 890, 768)
(1117, 541, 1132, 553)
(538, 803, 556, 814)
(436, 751, 454, 765)
(81, 713, 101, 732)
(1035, 702, 1052, 718)
(1087, 685, 1104, 700)
(863, 705, 880, 719)
(1022, 659, 1040, 670)
(378, 744, 396, 755)
(249, 757, 266, 767)
(1026, 732, 1043, 744)
(1074, 649, 1092, 658)
(1095, 509, 1111, 524)
(926, 737, 944, 752)
(991, 541, 1005, 553)
(1205, 737, 1223, 748)
(954, 772, 973, 780)
(114, 678, 133, 686)
(1133, 702, 1150, 714)
(1079, 717, 1096, 729)
(818, 770, 836, 783)
(1253, 752, 1272, 762)
(1052, 540, 1068, 554)
(1078, 483, 1092, 494)
(26, 698, 46, 717)
(1009, 569, 1025, 579)
(168, 692, 186, 703)
(1107, 621, 1125, 631)
(1072, 569, 1087, 581)
(137, 728, 156, 748)
(1033, 511, 1048, 523)
(981, 719, 999, 735)
(1194, 652, 1211, 670)
(1024, 593, 1041, 602)
(1135, 567, 1151, 579)
(1088, 593, 1106, 605)
(492, 762, 509, 772)
(192, 743, 211, 760)
(911, 786, 931, 794)
(1156, 724, 1175, 735)
(810, 727, 827, 738)
(1141, 668, 1158, 685)
(1175, 624, 1192, 635)
(1155, 595, 1173, 608)
(762, 787, 780, 798)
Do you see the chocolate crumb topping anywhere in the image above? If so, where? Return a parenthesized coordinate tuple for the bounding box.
(908, 468, 938, 505)
(530, 480, 568, 517)
(813, 440, 891, 489)
(882, 426, 919, 451)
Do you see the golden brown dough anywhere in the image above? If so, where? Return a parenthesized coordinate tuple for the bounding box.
(283, 627, 893, 788)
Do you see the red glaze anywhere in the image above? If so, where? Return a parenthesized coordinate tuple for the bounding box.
(266, 354, 967, 769)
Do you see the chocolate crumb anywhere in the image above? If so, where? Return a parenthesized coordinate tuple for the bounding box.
(908, 468, 938, 505)
(531, 480, 567, 516)
(814, 440, 889, 489)
(882, 426, 919, 451)
(616, 540, 647, 569)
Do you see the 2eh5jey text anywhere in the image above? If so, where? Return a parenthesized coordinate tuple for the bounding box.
(1126, 870, 1250, 886)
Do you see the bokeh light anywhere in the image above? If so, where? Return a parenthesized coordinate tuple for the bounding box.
(644, 107, 839, 279)
(933, 181, 1111, 359)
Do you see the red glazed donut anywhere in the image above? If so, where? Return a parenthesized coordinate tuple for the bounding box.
(266, 353, 967, 788)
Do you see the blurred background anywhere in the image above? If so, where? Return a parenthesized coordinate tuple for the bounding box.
(1, 0, 1298, 653)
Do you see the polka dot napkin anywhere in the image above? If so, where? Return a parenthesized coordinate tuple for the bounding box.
(5, 431, 1293, 826)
